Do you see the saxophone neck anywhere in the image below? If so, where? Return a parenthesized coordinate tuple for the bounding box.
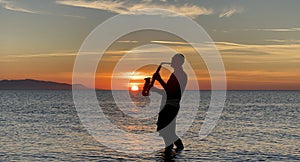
(160, 62, 171, 66)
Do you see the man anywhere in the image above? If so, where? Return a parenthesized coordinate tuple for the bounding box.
(153, 53, 187, 154)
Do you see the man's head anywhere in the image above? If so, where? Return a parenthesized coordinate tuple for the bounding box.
(171, 53, 185, 69)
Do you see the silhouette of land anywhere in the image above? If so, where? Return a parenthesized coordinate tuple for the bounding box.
(0, 79, 87, 90)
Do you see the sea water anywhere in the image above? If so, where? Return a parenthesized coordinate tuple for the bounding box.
(0, 90, 299, 161)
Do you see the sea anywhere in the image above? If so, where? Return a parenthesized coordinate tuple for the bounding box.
(0, 90, 299, 161)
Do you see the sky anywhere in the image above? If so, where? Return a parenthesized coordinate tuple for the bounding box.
(0, 0, 299, 90)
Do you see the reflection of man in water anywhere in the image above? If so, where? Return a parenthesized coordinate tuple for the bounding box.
(153, 53, 187, 154)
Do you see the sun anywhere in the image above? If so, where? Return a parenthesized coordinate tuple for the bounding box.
(131, 85, 139, 91)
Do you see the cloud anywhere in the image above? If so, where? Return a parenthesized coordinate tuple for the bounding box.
(255, 28, 300, 32)
(117, 40, 139, 43)
(2, 52, 77, 59)
(0, 50, 136, 63)
(221, 49, 270, 56)
(214, 41, 300, 64)
(226, 70, 300, 86)
(0, 0, 39, 14)
(0, 0, 84, 18)
(215, 41, 300, 51)
(219, 7, 244, 18)
(150, 40, 191, 45)
(265, 39, 300, 44)
(114, 71, 149, 80)
(117, 40, 197, 46)
(56, 0, 213, 18)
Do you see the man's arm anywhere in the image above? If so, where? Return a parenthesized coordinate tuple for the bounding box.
(150, 87, 164, 95)
(153, 72, 167, 90)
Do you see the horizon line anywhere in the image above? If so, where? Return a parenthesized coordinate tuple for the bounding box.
(1, 78, 299, 91)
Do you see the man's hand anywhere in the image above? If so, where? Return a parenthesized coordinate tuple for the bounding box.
(153, 72, 162, 81)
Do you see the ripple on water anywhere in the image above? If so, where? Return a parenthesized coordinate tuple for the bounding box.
(0, 90, 299, 161)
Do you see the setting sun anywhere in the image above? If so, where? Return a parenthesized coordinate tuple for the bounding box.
(131, 85, 139, 91)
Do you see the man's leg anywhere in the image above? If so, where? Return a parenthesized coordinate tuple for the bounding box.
(162, 136, 174, 153)
(159, 124, 175, 153)
(174, 138, 184, 151)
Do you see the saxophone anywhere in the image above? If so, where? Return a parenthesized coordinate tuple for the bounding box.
(142, 62, 171, 96)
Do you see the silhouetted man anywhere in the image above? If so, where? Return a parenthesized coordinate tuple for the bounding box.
(153, 53, 187, 154)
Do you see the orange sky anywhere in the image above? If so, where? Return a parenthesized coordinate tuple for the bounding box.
(1, 35, 299, 90)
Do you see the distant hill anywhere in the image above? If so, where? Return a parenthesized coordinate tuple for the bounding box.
(0, 79, 88, 90)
